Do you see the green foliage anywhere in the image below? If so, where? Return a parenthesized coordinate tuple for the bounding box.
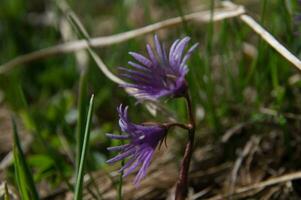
(74, 95, 94, 200)
(75, 71, 89, 175)
(1, 0, 301, 198)
(12, 118, 39, 200)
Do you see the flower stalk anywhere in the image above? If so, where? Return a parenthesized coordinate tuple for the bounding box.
(164, 122, 191, 131)
(175, 91, 195, 200)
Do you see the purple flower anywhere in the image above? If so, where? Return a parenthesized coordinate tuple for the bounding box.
(119, 35, 198, 101)
(106, 105, 167, 185)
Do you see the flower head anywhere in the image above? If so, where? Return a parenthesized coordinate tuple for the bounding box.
(119, 35, 198, 101)
(106, 105, 167, 185)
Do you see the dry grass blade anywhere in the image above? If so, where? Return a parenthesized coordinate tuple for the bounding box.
(222, 1, 301, 71)
(56, 0, 125, 85)
(208, 171, 301, 200)
(0, 6, 245, 74)
(241, 15, 301, 70)
(228, 137, 257, 195)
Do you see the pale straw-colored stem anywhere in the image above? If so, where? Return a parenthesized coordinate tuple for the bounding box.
(222, 1, 301, 70)
(0, 6, 245, 74)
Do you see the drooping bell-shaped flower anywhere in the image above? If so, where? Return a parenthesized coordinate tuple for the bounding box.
(106, 105, 167, 185)
(119, 35, 198, 101)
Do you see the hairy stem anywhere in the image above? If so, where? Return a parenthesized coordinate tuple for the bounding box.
(175, 92, 195, 200)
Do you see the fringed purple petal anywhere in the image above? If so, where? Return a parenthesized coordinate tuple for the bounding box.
(106, 148, 136, 164)
(118, 67, 152, 79)
(121, 83, 152, 90)
(171, 37, 190, 67)
(118, 156, 136, 173)
(154, 35, 166, 65)
(181, 43, 199, 67)
(122, 148, 149, 177)
(106, 133, 130, 140)
(134, 151, 153, 185)
(128, 61, 151, 72)
(107, 144, 129, 152)
(123, 158, 141, 178)
(146, 44, 159, 67)
(129, 52, 152, 67)
(162, 43, 169, 66)
(120, 74, 154, 86)
(118, 105, 133, 134)
(174, 37, 190, 53)
(169, 39, 180, 63)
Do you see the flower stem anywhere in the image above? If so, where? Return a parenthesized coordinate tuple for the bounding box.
(165, 122, 190, 131)
(175, 92, 195, 200)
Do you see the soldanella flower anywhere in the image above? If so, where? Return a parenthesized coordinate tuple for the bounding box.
(119, 35, 198, 101)
(106, 105, 167, 185)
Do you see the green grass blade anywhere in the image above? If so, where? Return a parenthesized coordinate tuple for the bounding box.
(54, 2, 104, 198)
(12, 118, 39, 200)
(75, 71, 88, 175)
(15, 83, 74, 191)
(74, 94, 94, 200)
(4, 182, 10, 200)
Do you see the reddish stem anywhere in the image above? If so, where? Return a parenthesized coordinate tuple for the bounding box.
(175, 92, 195, 200)
(164, 122, 190, 131)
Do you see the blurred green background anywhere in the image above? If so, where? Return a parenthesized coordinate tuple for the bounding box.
(1, 0, 301, 199)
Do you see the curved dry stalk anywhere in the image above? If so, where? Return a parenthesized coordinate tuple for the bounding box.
(222, 1, 301, 70)
(241, 15, 301, 69)
(207, 171, 301, 200)
(0, 6, 245, 74)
